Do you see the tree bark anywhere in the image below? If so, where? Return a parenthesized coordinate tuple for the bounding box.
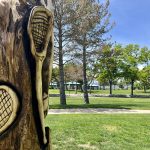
(0, 1, 53, 149)
(103, 84, 106, 90)
(109, 80, 113, 95)
(83, 45, 89, 104)
(144, 85, 146, 93)
(114, 84, 116, 90)
(75, 81, 78, 94)
(58, 24, 66, 105)
(131, 80, 134, 96)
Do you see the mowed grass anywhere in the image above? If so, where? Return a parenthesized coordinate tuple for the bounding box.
(49, 96, 150, 110)
(45, 114, 150, 150)
(49, 89, 150, 95)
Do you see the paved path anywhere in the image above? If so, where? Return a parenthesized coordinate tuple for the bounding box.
(48, 108, 150, 114)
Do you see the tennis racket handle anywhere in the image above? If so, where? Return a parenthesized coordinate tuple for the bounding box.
(36, 60, 47, 144)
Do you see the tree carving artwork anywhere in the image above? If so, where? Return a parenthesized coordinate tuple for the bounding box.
(0, 0, 54, 149)
(28, 6, 53, 145)
(0, 86, 20, 135)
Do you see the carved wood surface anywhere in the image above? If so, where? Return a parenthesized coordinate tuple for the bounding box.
(0, 0, 53, 149)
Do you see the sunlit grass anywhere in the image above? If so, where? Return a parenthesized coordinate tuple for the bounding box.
(45, 114, 150, 150)
(49, 89, 150, 95)
(49, 96, 150, 110)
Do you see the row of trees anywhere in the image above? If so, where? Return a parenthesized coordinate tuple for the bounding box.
(52, 44, 150, 96)
(53, 0, 112, 105)
(95, 44, 150, 95)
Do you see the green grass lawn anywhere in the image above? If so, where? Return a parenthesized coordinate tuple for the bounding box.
(45, 114, 150, 150)
(49, 89, 150, 95)
(49, 97, 150, 110)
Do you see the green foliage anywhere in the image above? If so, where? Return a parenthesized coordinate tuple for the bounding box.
(51, 67, 59, 83)
(139, 66, 150, 91)
(120, 44, 140, 81)
(96, 44, 122, 83)
(95, 44, 121, 94)
(139, 46, 150, 66)
(91, 43, 150, 93)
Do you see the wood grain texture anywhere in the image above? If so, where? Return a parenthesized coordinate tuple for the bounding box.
(0, 1, 53, 149)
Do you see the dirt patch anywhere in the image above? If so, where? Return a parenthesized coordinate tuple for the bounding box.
(78, 143, 98, 150)
(63, 137, 75, 144)
(103, 125, 118, 132)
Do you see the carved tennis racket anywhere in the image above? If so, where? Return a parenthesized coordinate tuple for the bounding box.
(28, 6, 53, 144)
(0, 85, 19, 135)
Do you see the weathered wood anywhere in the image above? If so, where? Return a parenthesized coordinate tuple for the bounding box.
(0, 0, 53, 149)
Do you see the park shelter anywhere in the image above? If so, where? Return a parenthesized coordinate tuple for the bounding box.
(65, 82, 81, 90)
(88, 80, 100, 90)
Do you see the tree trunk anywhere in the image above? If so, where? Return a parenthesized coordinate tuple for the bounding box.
(131, 80, 134, 96)
(81, 84, 83, 92)
(109, 80, 113, 95)
(89, 86, 92, 94)
(83, 45, 89, 104)
(144, 85, 146, 93)
(126, 84, 128, 90)
(0, 1, 53, 149)
(58, 23, 66, 105)
(65, 84, 68, 91)
(114, 84, 116, 90)
(103, 84, 105, 90)
(75, 81, 77, 94)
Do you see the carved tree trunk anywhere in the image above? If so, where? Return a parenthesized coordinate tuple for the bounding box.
(0, 0, 53, 149)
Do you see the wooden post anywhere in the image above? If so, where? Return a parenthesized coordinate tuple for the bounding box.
(0, 0, 53, 149)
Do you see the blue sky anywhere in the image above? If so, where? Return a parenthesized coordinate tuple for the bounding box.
(109, 0, 150, 47)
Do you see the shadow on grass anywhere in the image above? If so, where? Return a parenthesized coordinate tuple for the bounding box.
(48, 103, 139, 109)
